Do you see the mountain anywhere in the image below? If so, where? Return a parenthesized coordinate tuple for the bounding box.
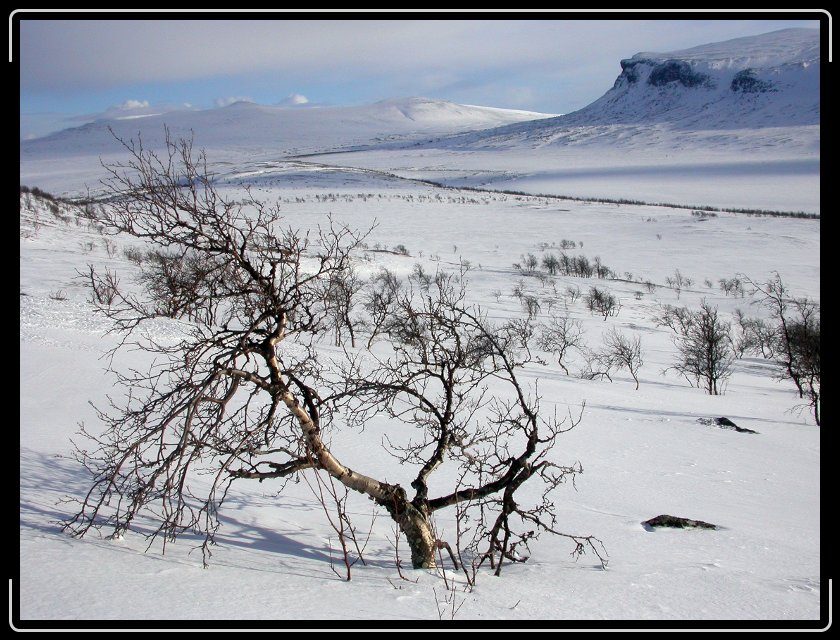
(421, 28, 819, 152)
(20, 97, 554, 160)
(566, 27, 819, 128)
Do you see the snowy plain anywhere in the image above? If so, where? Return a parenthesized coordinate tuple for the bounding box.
(18, 28, 821, 628)
(19, 173, 820, 626)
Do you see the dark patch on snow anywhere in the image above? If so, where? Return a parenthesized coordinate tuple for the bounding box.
(647, 60, 711, 88)
(731, 69, 776, 93)
(642, 514, 718, 531)
(697, 416, 758, 434)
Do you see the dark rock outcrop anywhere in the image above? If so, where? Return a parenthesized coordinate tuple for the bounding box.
(697, 417, 758, 434)
(648, 60, 712, 88)
(642, 514, 718, 530)
(730, 69, 776, 93)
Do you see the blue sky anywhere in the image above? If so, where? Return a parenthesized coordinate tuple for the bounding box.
(18, 14, 823, 140)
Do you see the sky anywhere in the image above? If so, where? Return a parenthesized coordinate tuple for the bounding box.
(17, 13, 823, 140)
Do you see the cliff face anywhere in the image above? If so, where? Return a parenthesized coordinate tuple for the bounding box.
(616, 58, 712, 89)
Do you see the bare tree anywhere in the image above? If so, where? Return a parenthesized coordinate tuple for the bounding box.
(522, 253, 539, 273)
(502, 317, 537, 355)
(593, 256, 610, 279)
(581, 349, 614, 383)
(719, 277, 745, 297)
(564, 285, 581, 304)
(745, 274, 820, 425)
(580, 328, 643, 389)
(585, 286, 620, 321)
(522, 294, 541, 320)
(665, 269, 689, 300)
(62, 132, 604, 579)
(602, 328, 643, 390)
(80, 264, 119, 306)
(331, 270, 603, 571)
(667, 301, 734, 395)
(325, 264, 363, 348)
(362, 267, 401, 349)
(538, 314, 584, 375)
(541, 253, 560, 275)
(733, 309, 778, 360)
(654, 303, 694, 336)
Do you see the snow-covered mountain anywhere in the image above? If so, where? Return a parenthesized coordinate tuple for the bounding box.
(422, 28, 819, 152)
(20, 97, 555, 194)
(568, 27, 819, 128)
(20, 97, 554, 159)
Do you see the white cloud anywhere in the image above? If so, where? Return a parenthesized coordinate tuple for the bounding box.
(214, 96, 254, 108)
(277, 94, 309, 106)
(117, 99, 149, 110)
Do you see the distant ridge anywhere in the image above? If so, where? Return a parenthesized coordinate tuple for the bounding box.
(20, 97, 555, 159)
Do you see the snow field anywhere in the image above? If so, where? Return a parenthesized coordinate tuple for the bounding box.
(19, 177, 819, 622)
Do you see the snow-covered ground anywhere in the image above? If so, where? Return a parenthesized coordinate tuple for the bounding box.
(19, 169, 820, 625)
(18, 27, 821, 628)
(305, 142, 820, 215)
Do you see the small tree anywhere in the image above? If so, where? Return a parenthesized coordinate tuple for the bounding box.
(564, 285, 581, 304)
(593, 256, 610, 279)
(581, 328, 643, 389)
(665, 269, 689, 300)
(602, 328, 643, 390)
(719, 277, 745, 297)
(654, 303, 694, 336)
(521, 253, 538, 274)
(667, 301, 734, 395)
(733, 309, 778, 360)
(522, 294, 541, 320)
(325, 265, 363, 348)
(541, 253, 560, 275)
(363, 267, 402, 349)
(745, 274, 820, 425)
(81, 264, 119, 306)
(585, 286, 620, 321)
(538, 314, 584, 375)
(62, 132, 605, 578)
(574, 255, 593, 278)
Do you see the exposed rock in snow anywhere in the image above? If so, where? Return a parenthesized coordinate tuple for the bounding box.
(642, 515, 719, 530)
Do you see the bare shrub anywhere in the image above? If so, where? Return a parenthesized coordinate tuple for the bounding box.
(80, 264, 120, 306)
